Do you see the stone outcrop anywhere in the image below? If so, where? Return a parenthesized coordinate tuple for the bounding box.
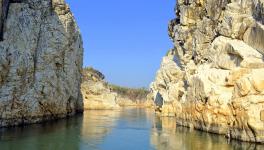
(112, 86, 152, 107)
(150, 0, 264, 143)
(81, 68, 119, 110)
(82, 67, 152, 109)
(0, 0, 83, 127)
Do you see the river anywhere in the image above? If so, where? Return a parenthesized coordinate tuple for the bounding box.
(0, 108, 263, 150)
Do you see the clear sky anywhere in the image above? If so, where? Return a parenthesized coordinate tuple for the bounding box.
(66, 0, 175, 88)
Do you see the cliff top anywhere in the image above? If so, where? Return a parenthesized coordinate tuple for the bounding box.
(82, 67, 105, 82)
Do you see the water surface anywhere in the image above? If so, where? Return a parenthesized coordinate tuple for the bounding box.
(0, 108, 263, 150)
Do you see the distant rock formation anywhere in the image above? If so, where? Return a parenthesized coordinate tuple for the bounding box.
(0, 0, 83, 127)
(82, 67, 153, 109)
(81, 67, 119, 110)
(150, 0, 264, 143)
(110, 84, 152, 107)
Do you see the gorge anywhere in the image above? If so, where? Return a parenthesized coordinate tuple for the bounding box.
(0, 0, 264, 149)
(81, 67, 153, 109)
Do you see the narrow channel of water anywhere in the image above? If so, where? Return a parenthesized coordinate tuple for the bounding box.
(0, 108, 263, 150)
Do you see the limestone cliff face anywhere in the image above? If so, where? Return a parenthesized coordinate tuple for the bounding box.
(150, 0, 264, 143)
(82, 68, 153, 109)
(0, 0, 83, 127)
(81, 68, 119, 110)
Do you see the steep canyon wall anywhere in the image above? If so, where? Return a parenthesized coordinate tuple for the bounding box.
(0, 0, 83, 127)
(150, 0, 264, 143)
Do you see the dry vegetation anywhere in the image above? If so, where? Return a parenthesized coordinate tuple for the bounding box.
(109, 84, 149, 101)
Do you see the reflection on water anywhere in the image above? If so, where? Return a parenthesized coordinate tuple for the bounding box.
(151, 117, 264, 150)
(0, 114, 83, 150)
(0, 108, 263, 150)
(80, 110, 120, 149)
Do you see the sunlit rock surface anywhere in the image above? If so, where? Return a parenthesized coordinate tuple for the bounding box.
(82, 67, 153, 109)
(150, 0, 264, 143)
(0, 0, 83, 127)
(81, 68, 119, 110)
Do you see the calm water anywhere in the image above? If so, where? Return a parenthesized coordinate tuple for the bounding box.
(0, 108, 263, 150)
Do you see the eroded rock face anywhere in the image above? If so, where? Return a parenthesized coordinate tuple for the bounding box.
(150, 0, 264, 143)
(0, 0, 83, 127)
(82, 68, 153, 109)
(81, 68, 119, 110)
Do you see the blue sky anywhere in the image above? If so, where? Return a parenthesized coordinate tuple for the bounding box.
(66, 0, 175, 88)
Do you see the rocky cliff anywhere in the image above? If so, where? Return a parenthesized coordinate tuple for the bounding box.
(81, 67, 119, 110)
(150, 0, 264, 143)
(82, 67, 153, 109)
(0, 0, 83, 127)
